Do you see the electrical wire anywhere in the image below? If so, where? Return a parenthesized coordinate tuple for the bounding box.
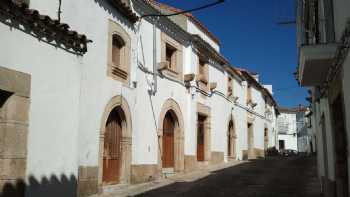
(141, 0, 225, 18)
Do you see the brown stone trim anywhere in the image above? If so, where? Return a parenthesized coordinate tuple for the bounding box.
(247, 122, 255, 160)
(158, 98, 185, 173)
(184, 155, 197, 172)
(77, 166, 99, 197)
(254, 148, 265, 158)
(160, 32, 183, 81)
(98, 95, 132, 189)
(242, 150, 248, 160)
(107, 20, 131, 85)
(131, 164, 160, 184)
(197, 103, 211, 162)
(210, 152, 224, 165)
(0, 66, 31, 98)
(0, 67, 30, 196)
(227, 116, 237, 159)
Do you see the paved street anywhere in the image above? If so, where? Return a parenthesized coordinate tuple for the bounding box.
(136, 156, 320, 197)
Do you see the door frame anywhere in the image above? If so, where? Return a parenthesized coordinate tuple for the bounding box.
(196, 103, 211, 162)
(158, 99, 185, 173)
(98, 96, 132, 188)
(227, 117, 237, 159)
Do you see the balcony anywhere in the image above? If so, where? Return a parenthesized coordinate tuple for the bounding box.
(298, 43, 337, 86)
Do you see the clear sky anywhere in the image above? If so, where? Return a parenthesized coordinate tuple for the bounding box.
(158, 0, 308, 108)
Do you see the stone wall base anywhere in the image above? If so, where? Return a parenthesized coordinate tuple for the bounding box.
(210, 152, 224, 165)
(131, 164, 160, 184)
(242, 150, 248, 160)
(254, 148, 265, 158)
(77, 166, 99, 197)
(184, 155, 197, 172)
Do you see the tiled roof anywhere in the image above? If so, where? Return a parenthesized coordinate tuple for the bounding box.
(239, 69, 279, 108)
(146, 0, 220, 45)
(110, 0, 139, 23)
(278, 106, 308, 113)
(0, 0, 91, 54)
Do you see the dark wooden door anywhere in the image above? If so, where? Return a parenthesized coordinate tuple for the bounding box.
(279, 140, 285, 150)
(103, 110, 122, 184)
(264, 128, 268, 150)
(331, 95, 349, 197)
(248, 123, 254, 154)
(228, 123, 233, 157)
(197, 116, 205, 161)
(163, 113, 175, 168)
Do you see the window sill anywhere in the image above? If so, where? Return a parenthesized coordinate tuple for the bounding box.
(111, 66, 128, 80)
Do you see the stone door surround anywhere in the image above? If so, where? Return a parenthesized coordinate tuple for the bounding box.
(0, 66, 31, 196)
(158, 99, 185, 173)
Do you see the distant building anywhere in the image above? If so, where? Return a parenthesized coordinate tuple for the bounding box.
(277, 106, 312, 153)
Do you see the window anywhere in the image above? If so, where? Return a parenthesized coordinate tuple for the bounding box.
(112, 34, 125, 67)
(246, 85, 252, 103)
(197, 58, 208, 84)
(227, 76, 233, 96)
(160, 32, 183, 80)
(108, 20, 131, 84)
(165, 44, 177, 70)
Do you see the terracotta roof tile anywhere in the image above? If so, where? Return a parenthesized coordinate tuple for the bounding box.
(0, 0, 91, 54)
(147, 0, 220, 45)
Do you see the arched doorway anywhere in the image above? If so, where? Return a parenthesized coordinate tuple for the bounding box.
(102, 107, 125, 184)
(158, 99, 184, 172)
(227, 120, 236, 159)
(264, 128, 269, 151)
(162, 111, 177, 168)
(98, 96, 132, 187)
(247, 123, 254, 159)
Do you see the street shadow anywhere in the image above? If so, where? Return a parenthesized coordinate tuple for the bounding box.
(0, 174, 77, 197)
(136, 156, 319, 197)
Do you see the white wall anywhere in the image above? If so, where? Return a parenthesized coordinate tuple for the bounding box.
(0, 15, 82, 196)
(0, 2, 280, 197)
(278, 134, 298, 151)
(187, 21, 220, 52)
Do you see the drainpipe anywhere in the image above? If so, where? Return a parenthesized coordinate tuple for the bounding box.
(152, 18, 158, 95)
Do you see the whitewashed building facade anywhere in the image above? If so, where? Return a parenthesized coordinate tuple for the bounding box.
(296, 0, 350, 196)
(0, 0, 279, 197)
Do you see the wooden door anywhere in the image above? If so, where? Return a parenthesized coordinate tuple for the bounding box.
(331, 95, 349, 197)
(197, 115, 205, 161)
(228, 122, 233, 157)
(163, 113, 175, 168)
(264, 128, 268, 150)
(228, 133, 232, 157)
(247, 123, 254, 157)
(103, 110, 122, 184)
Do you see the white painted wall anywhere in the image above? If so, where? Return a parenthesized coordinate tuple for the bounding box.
(0, 16, 82, 197)
(0, 2, 280, 197)
(187, 20, 220, 52)
(278, 135, 298, 151)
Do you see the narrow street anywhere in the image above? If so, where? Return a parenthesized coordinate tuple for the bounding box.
(137, 156, 320, 197)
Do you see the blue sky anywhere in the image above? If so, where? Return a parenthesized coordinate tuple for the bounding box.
(158, 0, 308, 108)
